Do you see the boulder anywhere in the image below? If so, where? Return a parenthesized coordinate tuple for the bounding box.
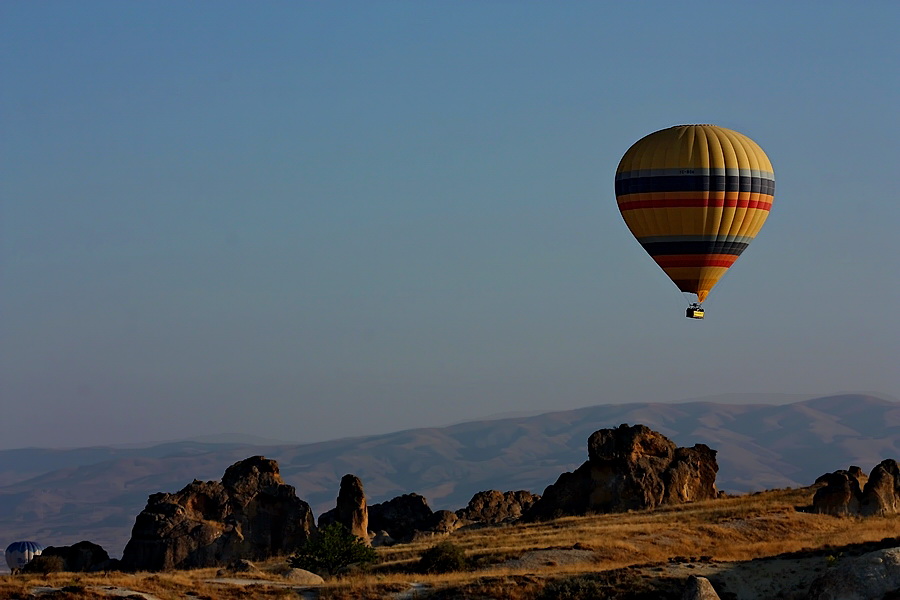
(525, 424, 718, 520)
(368, 493, 433, 541)
(807, 547, 900, 599)
(456, 490, 540, 524)
(428, 510, 460, 534)
(215, 558, 262, 577)
(222, 558, 260, 573)
(318, 474, 369, 541)
(813, 471, 863, 516)
(282, 567, 325, 584)
(370, 530, 395, 547)
(681, 575, 721, 600)
(41, 541, 113, 572)
(860, 459, 900, 516)
(121, 456, 315, 570)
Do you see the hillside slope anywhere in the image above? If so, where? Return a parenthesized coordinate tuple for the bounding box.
(2, 393, 898, 558)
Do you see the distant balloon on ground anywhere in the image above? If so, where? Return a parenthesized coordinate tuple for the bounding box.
(5, 540, 44, 571)
(615, 124, 775, 316)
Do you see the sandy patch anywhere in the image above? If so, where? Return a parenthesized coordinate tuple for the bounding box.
(492, 548, 599, 571)
(31, 586, 164, 600)
(635, 555, 829, 600)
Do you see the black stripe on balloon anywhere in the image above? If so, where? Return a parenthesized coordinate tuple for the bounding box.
(616, 175, 775, 196)
(673, 280, 701, 293)
(641, 240, 750, 256)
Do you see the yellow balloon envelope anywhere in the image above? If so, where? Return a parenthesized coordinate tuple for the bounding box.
(615, 125, 774, 303)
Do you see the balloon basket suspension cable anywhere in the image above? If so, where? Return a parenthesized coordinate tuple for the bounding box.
(681, 291, 704, 319)
(685, 303, 705, 319)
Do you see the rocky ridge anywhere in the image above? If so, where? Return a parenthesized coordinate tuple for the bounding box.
(120, 456, 314, 570)
(3, 394, 898, 555)
(526, 424, 718, 520)
(813, 459, 900, 517)
(456, 490, 540, 525)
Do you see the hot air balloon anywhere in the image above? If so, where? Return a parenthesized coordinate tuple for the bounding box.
(615, 124, 775, 318)
(5, 540, 43, 572)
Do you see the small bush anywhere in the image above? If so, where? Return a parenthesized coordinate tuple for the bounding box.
(22, 554, 66, 574)
(288, 522, 377, 576)
(536, 572, 681, 600)
(536, 577, 610, 600)
(418, 541, 469, 574)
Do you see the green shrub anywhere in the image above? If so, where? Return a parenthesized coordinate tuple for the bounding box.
(535, 572, 680, 600)
(288, 522, 377, 576)
(418, 541, 468, 573)
(536, 577, 610, 600)
(22, 554, 66, 574)
(826, 552, 843, 567)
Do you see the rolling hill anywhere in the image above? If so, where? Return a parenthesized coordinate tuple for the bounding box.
(2, 393, 898, 558)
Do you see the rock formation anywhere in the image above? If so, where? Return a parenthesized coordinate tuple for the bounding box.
(663, 446, 720, 504)
(427, 510, 460, 534)
(41, 541, 115, 572)
(121, 456, 315, 570)
(860, 459, 900, 516)
(215, 558, 261, 577)
(525, 424, 718, 520)
(370, 530, 395, 547)
(813, 460, 900, 517)
(456, 490, 540, 525)
(813, 470, 862, 516)
(368, 493, 434, 541)
(847, 465, 868, 489)
(318, 474, 369, 541)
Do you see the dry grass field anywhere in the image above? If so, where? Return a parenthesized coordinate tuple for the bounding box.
(4, 486, 900, 599)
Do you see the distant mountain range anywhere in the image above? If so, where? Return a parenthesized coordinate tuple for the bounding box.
(2, 393, 899, 559)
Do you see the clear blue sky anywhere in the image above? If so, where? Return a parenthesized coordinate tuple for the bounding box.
(2, 1, 898, 449)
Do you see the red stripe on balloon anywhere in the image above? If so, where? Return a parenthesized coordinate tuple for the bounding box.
(618, 198, 773, 211)
(652, 254, 738, 268)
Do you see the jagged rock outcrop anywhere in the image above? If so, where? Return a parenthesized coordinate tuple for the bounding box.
(813, 460, 900, 517)
(860, 459, 900, 517)
(813, 471, 862, 516)
(525, 424, 718, 520)
(815, 466, 865, 486)
(368, 493, 434, 541)
(807, 547, 900, 599)
(40, 541, 115, 572)
(664, 446, 720, 504)
(848, 465, 869, 490)
(456, 490, 540, 525)
(318, 474, 369, 541)
(428, 510, 460, 534)
(121, 456, 315, 571)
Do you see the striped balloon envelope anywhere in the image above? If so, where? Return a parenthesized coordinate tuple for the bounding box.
(5, 540, 43, 571)
(615, 125, 774, 306)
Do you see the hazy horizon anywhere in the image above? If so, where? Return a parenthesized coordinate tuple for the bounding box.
(2, 3, 898, 450)
(1, 391, 893, 451)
